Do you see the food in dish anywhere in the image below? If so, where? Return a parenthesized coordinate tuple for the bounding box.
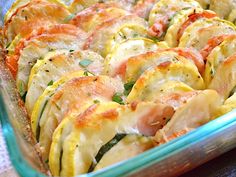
(2, 0, 236, 176)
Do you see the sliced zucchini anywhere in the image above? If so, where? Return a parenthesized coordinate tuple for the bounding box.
(148, 0, 201, 38)
(31, 71, 87, 137)
(49, 101, 174, 176)
(26, 49, 104, 114)
(165, 8, 216, 47)
(4, 0, 71, 42)
(127, 58, 205, 103)
(208, 54, 236, 99)
(84, 15, 148, 57)
(69, 2, 128, 32)
(35, 76, 124, 161)
(14, 28, 87, 97)
(88, 133, 127, 172)
(155, 89, 222, 144)
(204, 35, 236, 86)
(104, 38, 168, 78)
(93, 134, 154, 172)
(179, 18, 236, 50)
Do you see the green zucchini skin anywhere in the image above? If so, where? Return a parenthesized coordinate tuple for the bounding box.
(88, 133, 127, 172)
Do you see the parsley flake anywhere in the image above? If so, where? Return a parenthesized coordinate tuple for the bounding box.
(112, 93, 124, 105)
(47, 80, 54, 86)
(79, 59, 93, 68)
(123, 81, 135, 96)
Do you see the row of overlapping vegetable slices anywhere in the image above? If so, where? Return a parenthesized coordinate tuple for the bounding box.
(2, 0, 236, 176)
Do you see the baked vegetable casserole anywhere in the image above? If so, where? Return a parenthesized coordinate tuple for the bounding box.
(2, 0, 236, 176)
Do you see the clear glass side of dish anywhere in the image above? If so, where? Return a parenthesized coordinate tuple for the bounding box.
(1, 1, 236, 177)
(0, 51, 49, 176)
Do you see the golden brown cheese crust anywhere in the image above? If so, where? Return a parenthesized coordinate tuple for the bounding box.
(69, 2, 128, 32)
(155, 90, 222, 145)
(37, 76, 123, 160)
(83, 15, 148, 57)
(127, 58, 205, 103)
(6, 24, 87, 96)
(4, 0, 71, 43)
(49, 101, 174, 176)
(25, 50, 104, 114)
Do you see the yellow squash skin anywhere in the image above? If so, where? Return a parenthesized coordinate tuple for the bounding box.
(127, 58, 205, 103)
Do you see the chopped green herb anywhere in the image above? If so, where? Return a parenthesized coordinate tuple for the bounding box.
(6, 42, 11, 48)
(123, 81, 135, 96)
(47, 80, 54, 86)
(49, 48, 55, 52)
(112, 93, 124, 105)
(118, 32, 127, 39)
(19, 81, 26, 98)
(69, 49, 74, 52)
(210, 68, 215, 76)
(79, 59, 93, 68)
(88, 134, 126, 172)
(63, 14, 75, 23)
(165, 117, 171, 124)
(45, 159, 49, 164)
(149, 37, 160, 43)
(133, 33, 139, 38)
(83, 70, 95, 76)
(93, 100, 100, 104)
(55, 103, 61, 110)
(229, 86, 236, 97)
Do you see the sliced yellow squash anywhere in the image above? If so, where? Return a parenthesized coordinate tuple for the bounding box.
(84, 15, 148, 57)
(179, 18, 236, 50)
(155, 89, 222, 144)
(49, 101, 174, 176)
(127, 58, 205, 102)
(104, 38, 168, 78)
(204, 35, 236, 86)
(33, 76, 124, 161)
(26, 49, 104, 114)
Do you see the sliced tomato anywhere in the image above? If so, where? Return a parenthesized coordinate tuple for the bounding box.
(148, 15, 169, 38)
(6, 24, 85, 79)
(177, 11, 217, 43)
(114, 61, 127, 79)
(200, 34, 234, 60)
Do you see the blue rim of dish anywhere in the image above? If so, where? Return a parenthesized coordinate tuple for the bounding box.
(1, 92, 236, 177)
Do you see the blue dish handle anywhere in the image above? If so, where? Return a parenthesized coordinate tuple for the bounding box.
(0, 0, 15, 24)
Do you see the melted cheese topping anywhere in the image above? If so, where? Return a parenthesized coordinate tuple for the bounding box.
(204, 35, 236, 86)
(26, 50, 104, 114)
(179, 18, 236, 50)
(104, 38, 168, 78)
(127, 58, 205, 103)
(37, 76, 124, 160)
(84, 15, 148, 57)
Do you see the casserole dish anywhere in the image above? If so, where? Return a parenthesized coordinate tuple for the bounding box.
(1, 1, 236, 177)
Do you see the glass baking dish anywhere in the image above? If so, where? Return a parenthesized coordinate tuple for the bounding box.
(1, 1, 236, 177)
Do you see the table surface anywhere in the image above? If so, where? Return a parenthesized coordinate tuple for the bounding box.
(180, 148, 236, 177)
